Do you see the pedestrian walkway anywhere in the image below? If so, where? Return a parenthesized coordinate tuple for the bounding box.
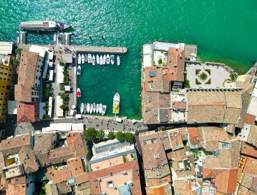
(53, 115, 148, 132)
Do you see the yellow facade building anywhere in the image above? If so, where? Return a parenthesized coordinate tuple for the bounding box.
(0, 56, 13, 122)
(0, 42, 14, 123)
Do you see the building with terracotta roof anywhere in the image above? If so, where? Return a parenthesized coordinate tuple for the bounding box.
(5, 175, 35, 195)
(138, 131, 172, 195)
(16, 102, 38, 123)
(201, 140, 241, 194)
(0, 134, 32, 155)
(15, 51, 42, 103)
(141, 42, 189, 125)
(186, 89, 242, 125)
(88, 160, 142, 195)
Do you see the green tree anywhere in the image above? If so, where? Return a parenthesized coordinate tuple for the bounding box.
(108, 132, 115, 140)
(83, 128, 97, 143)
(116, 132, 125, 142)
(124, 132, 134, 143)
(96, 130, 105, 141)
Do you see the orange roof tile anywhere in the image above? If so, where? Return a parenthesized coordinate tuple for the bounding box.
(187, 127, 200, 145)
(17, 102, 37, 123)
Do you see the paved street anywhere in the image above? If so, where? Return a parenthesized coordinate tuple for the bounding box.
(53, 115, 148, 132)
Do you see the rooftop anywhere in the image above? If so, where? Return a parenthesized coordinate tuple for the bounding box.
(16, 102, 37, 123)
(15, 51, 39, 102)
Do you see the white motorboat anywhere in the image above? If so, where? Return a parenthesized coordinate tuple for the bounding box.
(96, 104, 99, 114)
(81, 54, 85, 64)
(103, 55, 106, 65)
(89, 104, 93, 114)
(88, 54, 92, 64)
(80, 103, 84, 114)
(106, 54, 110, 64)
(92, 103, 96, 113)
(85, 53, 88, 63)
(86, 103, 90, 113)
(92, 55, 96, 66)
(99, 103, 103, 114)
(117, 56, 120, 66)
(99, 55, 103, 65)
(102, 105, 107, 115)
(77, 54, 81, 65)
(77, 65, 81, 76)
(96, 54, 100, 65)
(110, 55, 115, 65)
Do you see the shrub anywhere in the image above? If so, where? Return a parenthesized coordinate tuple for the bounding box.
(116, 132, 125, 142)
(96, 130, 105, 142)
(124, 132, 134, 143)
(83, 128, 97, 143)
(108, 132, 115, 140)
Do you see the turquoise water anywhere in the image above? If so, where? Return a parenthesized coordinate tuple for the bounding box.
(1, 0, 257, 118)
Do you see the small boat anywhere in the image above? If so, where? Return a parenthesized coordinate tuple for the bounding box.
(76, 88, 81, 97)
(89, 104, 93, 114)
(99, 55, 103, 65)
(96, 55, 100, 65)
(86, 103, 90, 113)
(88, 54, 92, 64)
(117, 56, 120, 66)
(112, 92, 120, 114)
(80, 103, 84, 114)
(106, 54, 110, 64)
(103, 55, 106, 65)
(77, 65, 81, 76)
(102, 105, 107, 115)
(81, 54, 85, 64)
(96, 104, 99, 114)
(85, 53, 88, 63)
(77, 54, 81, 65)
(99, 103, 103, 114)
(92, 55, 96, 66)
(110, 55, 115, 65)
(92, 103, 96, 113)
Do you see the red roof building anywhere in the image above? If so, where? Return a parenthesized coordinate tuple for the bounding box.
(17, 102, 37, 123)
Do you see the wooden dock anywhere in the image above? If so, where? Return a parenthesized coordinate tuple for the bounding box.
(70, 45, 128, 54)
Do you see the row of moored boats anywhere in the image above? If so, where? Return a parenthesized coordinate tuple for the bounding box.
(80, 102, 107, 116)
(77, 53, 120, 66)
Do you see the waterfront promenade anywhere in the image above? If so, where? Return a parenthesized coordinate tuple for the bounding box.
(53, 115, 148, 132)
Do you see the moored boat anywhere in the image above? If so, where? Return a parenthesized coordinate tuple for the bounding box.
(99, 104, 103, 114)
(96, 104, 99, 114)
(110, 55, 115, 65)
(81, 54, 85, 64)
(99, 55, 103, 65)
(80, 103, 84, 114)
(86, 103, 90, 113)
(96, 55, 100, 65)
(112, 92, 120, 114)
(106, 54, 110, 64)
(89, 104, 93, 114)
(78, 54, 81, 65)
(92, 103, 96, 113)
(117, 56, 120, 66)
(76, 88, 81, 97)
(85, 53, 88, 63)
(88, 54, 92, 64)
(102, 105, 107, 115)
(103, 55, 106, 65)
(77, 65, 81, 76)
(92, 55, 96, 66)
(19, 21, 70, 31)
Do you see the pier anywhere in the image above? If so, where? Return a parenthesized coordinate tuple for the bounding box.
(71, 45, 127, 54)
